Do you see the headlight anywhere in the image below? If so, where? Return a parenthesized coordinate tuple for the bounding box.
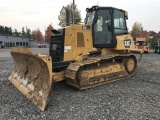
(86, 8, 89, 12)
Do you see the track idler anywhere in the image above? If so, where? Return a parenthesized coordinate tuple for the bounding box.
(8, 48, 52, 111)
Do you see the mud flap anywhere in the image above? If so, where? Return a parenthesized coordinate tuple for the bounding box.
(8, 48, 52, 111)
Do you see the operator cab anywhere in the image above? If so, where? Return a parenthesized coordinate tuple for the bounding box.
(85, 6, 128, 48)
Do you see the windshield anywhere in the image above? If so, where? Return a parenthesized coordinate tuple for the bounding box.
(114, 10, 128, 34)
(136, 41, 147, 46)
(85, 11, 95, 24)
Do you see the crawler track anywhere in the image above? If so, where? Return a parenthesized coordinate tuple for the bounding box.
(65, 54, 137, 89)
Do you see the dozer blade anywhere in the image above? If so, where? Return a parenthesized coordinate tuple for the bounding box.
(8, 48, 52, 111)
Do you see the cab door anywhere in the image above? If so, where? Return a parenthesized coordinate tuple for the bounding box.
(93, 9, 116, 48)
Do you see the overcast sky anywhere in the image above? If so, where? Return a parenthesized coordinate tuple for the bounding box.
(0, 0, 160, 34)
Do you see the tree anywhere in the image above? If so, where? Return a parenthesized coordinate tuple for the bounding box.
(139, 31, 150, 41)
(22, 27, 25, 36)
(4, 26, 9, 35)
(9, 27, 12, 35)
(31, 31, 36, 40)
(45, 24, 53, 42)
(0, 25, 12, 35)
(131, 22, 143, 41)
(26, 28, 31, 39)
(35, 29, 43, 42)
(58, 3, 81, 26)
(13, 29, 19, 36)
(0, 26, 4, 34)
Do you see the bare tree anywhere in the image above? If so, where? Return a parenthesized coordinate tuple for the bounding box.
(131, 22, 143, 41)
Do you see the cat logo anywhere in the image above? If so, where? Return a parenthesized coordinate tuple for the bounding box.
(124, 39, 131, 48)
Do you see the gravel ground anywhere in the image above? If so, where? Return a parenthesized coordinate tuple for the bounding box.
(0, 49, 160, 120)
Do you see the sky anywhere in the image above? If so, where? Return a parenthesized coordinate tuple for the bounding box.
(0, 0, 160, 35)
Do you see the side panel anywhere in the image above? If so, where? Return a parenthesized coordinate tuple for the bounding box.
(115, 34, 135, 50)
(63, 26, 74, 61)
(63, 25, 94, 61)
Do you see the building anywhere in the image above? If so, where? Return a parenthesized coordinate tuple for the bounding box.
(148, 31, 156, 39)
(0, 35, 29, 48)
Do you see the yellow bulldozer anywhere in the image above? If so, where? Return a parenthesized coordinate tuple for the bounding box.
(8, 5, 142, 111)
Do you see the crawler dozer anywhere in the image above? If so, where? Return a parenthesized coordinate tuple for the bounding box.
(8, 6, 143, 111)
